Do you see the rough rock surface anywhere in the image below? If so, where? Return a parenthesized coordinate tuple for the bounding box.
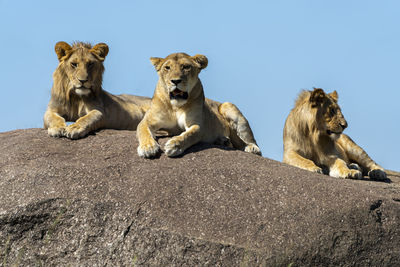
(0, 128, 399, 266)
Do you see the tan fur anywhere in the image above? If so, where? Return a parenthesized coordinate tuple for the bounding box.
(136, 52, 261, 158)
(283, 88, 386, 180)
(44, 41, 151, 139)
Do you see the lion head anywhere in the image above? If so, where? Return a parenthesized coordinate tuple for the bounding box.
(53, 41, 109, 99)
(150, 53, 208, 106)
(308, 88, 348, 138)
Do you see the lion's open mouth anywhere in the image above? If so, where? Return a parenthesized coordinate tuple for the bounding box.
(169, 89, 188, 100)
(327, 130, 342, 135)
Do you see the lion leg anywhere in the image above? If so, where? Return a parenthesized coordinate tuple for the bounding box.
(164, 125, 201, 157)
(64, 110, 103, 139)
(283, 150, 324, 174)
(337, 134, 386, 180)
(328, 157, 362, 179)
(218, 102, 261, 155)
(136, 118, 161, 158)
(44, 109, 67, 137)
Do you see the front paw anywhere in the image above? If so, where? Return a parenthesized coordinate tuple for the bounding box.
(164, 137, 185, 157)
(309, 165, 324, 174)
(47, 127, 65, 137)
(65, 124, 88, 139)
(137, 139, 161, 158)
(347, 169, 363, 179)
(368, 169, 387, 180)
(244, 143, 262, 156)
(330, 168, 362, 179)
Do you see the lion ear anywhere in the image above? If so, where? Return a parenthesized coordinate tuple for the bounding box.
(192, 54, 208, 69)
(150, 57, 164, 71)
(310, 88, 326, 106)
(55, 41, 72, 61)
(90, 43, 109, 61)
(329, 90, 338, 102)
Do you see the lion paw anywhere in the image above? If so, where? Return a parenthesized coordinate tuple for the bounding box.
(47, 127, 65, 137)
(309, 166, 324, 174)
(348, 169, 363, 179)
(368, 169, 387, 181)
(330, 168, 362, 179)
(65, 124, 88, 139)
(137, 140, 160, 158)
(164, 138, 185, 157)
(244, 143, 262, 156)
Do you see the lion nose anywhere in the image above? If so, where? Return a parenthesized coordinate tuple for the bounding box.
(171, 79, 182, 85)
(340, 121, 348, 130)
(79, 78, 88, 83)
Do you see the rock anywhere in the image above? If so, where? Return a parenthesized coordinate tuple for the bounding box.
(0, 128, 399, 266)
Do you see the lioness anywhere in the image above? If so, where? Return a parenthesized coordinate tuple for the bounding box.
(44, 41, 151, 139)
(136, 53, 261, 158)
(283, 88, 387, 180)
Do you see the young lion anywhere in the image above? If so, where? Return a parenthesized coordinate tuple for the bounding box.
(136, 52, 261, 158)
(283, 88, 387, 180)
(44, 41, 151, 139)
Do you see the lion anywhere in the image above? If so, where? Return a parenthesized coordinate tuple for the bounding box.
(283, 88, 387, 180)
(44, 41, 151, 139)
(136, 52, 261, 158)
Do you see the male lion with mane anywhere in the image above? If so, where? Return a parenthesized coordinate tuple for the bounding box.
(136, 52, 261, 158)
(44, 41, 150, 139)
(283, 88, 387, 180)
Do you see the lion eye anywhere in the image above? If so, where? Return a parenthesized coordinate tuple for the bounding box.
(71, 62, 78, 68)
(87, 62, 94, 68)
(183, 65, 191, 70)
(330, 108, 336, 116)
(165, 66, 170, 70)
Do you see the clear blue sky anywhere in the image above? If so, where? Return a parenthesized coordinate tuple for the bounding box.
(0, 0, 399, 170)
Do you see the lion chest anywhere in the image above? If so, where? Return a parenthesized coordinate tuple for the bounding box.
(176, 110, 187, 130)
(172, 108, 202, 131)
(59, 102, 87, 122)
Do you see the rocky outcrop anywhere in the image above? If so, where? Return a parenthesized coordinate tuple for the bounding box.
(0, 128, 399, 266)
